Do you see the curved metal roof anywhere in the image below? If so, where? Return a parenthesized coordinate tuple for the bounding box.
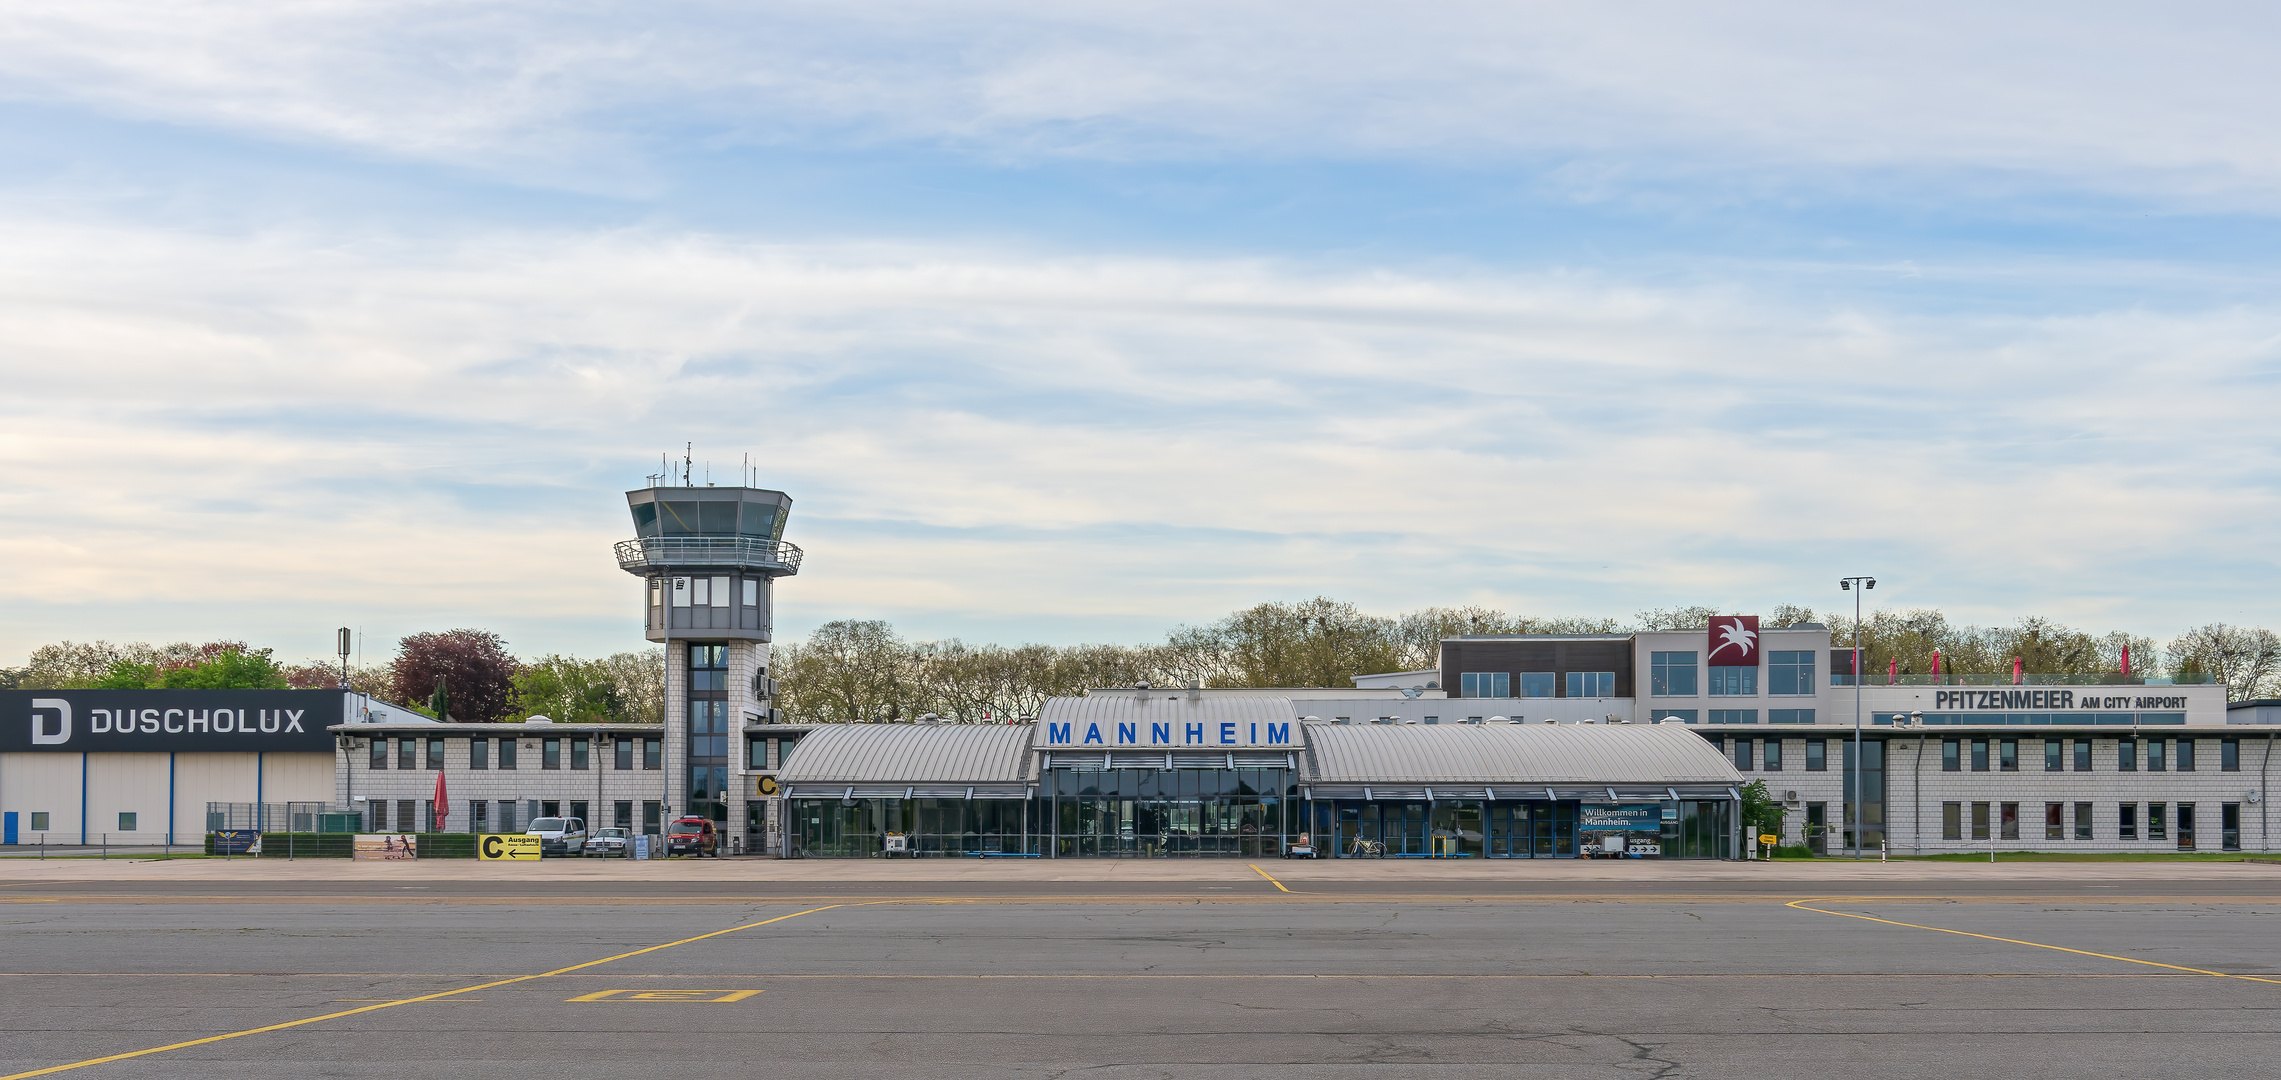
(776, 723, 1035, 786)
(1304, 723, 1740, 786)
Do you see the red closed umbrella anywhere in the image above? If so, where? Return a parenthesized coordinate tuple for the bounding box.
(433, 770, 449, 832)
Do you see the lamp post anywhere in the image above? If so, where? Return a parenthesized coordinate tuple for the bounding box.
(1838, 575, 1877, 859)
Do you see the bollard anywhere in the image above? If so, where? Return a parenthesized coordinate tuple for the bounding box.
(102, 833, 108, 861)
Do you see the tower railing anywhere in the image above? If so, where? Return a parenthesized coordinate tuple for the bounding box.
(614, 536, 804, 574)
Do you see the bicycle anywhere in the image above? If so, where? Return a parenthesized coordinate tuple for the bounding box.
(1347, 838, 1385, 858)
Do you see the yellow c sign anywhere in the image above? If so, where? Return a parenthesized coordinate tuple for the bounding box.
(479, 834, 542, 861)
(756, 776, 779, 796)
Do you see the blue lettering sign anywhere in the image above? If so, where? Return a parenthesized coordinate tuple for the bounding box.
(1083, 723, 1103, 745)
(1151, 722, 1170, 744)
(1118, 722, 1136, 744)
(1267, 722, 1289, 744)
(1219, 723, 1236, 745)
(1186, 723, 1204, 744)
(1047, 722, 1071, 744)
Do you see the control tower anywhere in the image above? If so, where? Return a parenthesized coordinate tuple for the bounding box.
(616, 484, 802, 834)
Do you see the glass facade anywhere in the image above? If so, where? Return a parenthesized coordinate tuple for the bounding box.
(1050, 767, 1292, 857)
(687, 644, 730, 821)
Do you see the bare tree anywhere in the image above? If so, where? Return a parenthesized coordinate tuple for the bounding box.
(2167, 624, 2281, 701)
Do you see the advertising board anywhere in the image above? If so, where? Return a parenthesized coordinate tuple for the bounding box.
(1578, 804, 1664, 832)
(1, 690, 340, 754)
(353, 834, 419, 860)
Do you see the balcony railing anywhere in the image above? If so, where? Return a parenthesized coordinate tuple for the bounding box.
(1829, 673, 2217, 687)
(614, 536, 804, 574)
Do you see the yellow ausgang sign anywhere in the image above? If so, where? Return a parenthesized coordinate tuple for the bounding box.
(479, 834, 541, 861)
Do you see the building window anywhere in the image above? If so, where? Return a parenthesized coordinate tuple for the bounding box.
(118, 812, 137, 832)
(1733, 739, 1754, 771)
(572, 737, 590, 771)
(616, 739, 634, 770)
(542, 800, 560, 819)
(643, 801, 663, 834)
(2147, 738, 2166, 772)
(2177, 803, 2196, 849)
(1943, 802, 1962, 840)
(2222, 803, 2241, 851)
(1769, 709, 1814, 724)
(470, 738, 489, 770)
(749, 739, 769, 769)
(2074, 738, 2091, 772)
(2176, 739, 2195, 772)
(397, 738, 417, 769)
(2148, 803, 2166, 840)
(470, 801, 488, 831)
(742, 578, 759, 607)
(1652, 709, 1699, 723)
(496, 800, 518, 832)
(1567, 671, 1616, 697)
(542, 738, 562, 770)
(427, 738, 445, 770)
(2075, 802, 2093, 841)
(499, 738, 518, 770)
(1519, 672, 1555, 698)
(644, 737, 662, 770)
(1970, 738, 1989, 772)
(1650, 652, 1698, 696)
(1999, 738, 2018, 772)
(570, 801, 588, 825)
(2044, 740, 2062, 772)
(1762, 740, 1783, 771)
(614, 801, 633, 830)
(1971, 802, 1990, 840)
(2222, 738, 2240, 772)
(2119, 803, 2137, 840)
(1709, 709, 1759, 725)
(2117, 736, 2136, 772)
(1461, 672, 1511, 698)
(1806, 740, 1827, 771)
(1767, 651, 1814, 695)
(370, 739, 388, 770)
(1942, 737, 1960, 771)
(2045, 802, 2064, 840)
(1708, 667, 1758, 696)
(2000, 802, 2019, 841)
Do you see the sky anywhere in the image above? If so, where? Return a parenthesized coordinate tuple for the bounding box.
(4, 2, 2280, 667)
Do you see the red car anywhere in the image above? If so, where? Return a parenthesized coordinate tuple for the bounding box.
(666, 816, 720, 857)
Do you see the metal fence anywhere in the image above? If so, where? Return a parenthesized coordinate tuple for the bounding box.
(204, 802, 364, 833)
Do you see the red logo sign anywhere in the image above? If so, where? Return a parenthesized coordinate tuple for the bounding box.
(1707, 615, 1759, 667)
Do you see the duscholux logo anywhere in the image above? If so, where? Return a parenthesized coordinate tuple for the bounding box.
(31, 699, 70, 745)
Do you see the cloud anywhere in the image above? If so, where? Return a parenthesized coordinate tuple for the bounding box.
(1, 215, 2276, 662)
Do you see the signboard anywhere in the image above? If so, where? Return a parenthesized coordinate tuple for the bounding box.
(755, 776, 779, 797)
(1, 690, 340, 754)
(1707, 616, 1759, 667)
(212, 830, 259, 854)
(1760, 834, 1778, 846)
(479, 834, 542, 861)
(1578, 804, 1663, 832)
(632, 834, 652, 860)
(353, 834, 419, 860)
(1038, 717, 1295, 749)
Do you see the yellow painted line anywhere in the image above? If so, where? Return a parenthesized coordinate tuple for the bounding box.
(1247, 864, 1291, 892)
(0, 904, 843, 1080)
(1788, 897, 2281, 985)
(566, 989, 763, 1002)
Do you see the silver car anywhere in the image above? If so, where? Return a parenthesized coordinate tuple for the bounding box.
(583, 826, 630, 857)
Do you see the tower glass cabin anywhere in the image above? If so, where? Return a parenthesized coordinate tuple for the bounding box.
(616, 486, 800, 836)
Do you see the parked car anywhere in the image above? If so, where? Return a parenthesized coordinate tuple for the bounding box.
(526, 816, 587, 856)
(665, 816, 719, 857)
(583, 826, 630, 858)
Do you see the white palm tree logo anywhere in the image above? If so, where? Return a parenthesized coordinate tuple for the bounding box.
(1710, 618, 1757, 661)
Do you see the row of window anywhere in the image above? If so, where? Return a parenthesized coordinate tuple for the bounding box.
(1650, 651, 1816, 696)
(1458, 671, 1617, 698)
(1721, 737, 1839, 771)
(1939, 800, 2243, 848)
(1940, 736, 2243, 773)
(370, 798, 672, 834)
(650, 576, 763, 609)
(1655, 709, 1817, 724)
(367, 736, 663, 771)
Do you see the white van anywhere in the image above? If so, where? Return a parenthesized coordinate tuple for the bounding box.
(526, 816, 587, 856)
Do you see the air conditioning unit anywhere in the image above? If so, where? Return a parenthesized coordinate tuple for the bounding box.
(1784, 790, 1800, 804)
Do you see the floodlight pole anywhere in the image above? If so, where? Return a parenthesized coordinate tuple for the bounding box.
(1839, 576, 1877, 860)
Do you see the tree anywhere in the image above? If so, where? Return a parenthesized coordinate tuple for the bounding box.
(2167, 624, 2281, 701)
(388, 630, 519, 722)
(777, 620, 915, 723)
(600, 649, 666, 723)
(86, 641, 289, 690)
(512, 655, 633, 723)
(1738, 780, 1787, 844)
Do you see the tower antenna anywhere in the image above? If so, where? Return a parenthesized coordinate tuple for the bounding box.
(683, 442, 692, 487)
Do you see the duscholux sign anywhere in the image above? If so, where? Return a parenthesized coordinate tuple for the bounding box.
(0, 690, 341, 754)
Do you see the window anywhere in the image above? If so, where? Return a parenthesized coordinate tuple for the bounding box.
(1762, 739, 1783, 771)
(541, 800, 560, 819)
(1971, 802, 1990, 840)
(2074, 738, 2091, 772)
(616, 739, 634, 770)
(1767, 651, 1815, 695)
(370, 739, 388, 770)
(689, 701, 730, 757)
(614, 802, 633, 830)
(30, 812, 50, 831)
(743, 578, 759, 607)
(427, 738, 445, 770)
(2075, 802, 2093, 841)
(1733, 739, 1754, 770)
(2147, 738, 2166, 772)
(1461, 672, 1511, 698)
(2044, 740, 2062, 772)
(2117, 736, 2136, 771)
(1519, 672, 1556, 698)
(118, 812, 137, 832)
(1942, 802, 1963, 839)
(643, 801, 663, 834)
(2045, 802, 2064, 840)
(470, 801, 488, 831)
(643, 737, 663, 770)
(542, 738, 562, 770)
(1970, 738, 1989, 772)
(2223, 803, 2241, 851)
(1806, 740, 1827, 771)
(2119, 803, 2137, 840)
(1999, 739, 2017, 772)
(470, 737, 489, 770)
(2148, 803, 2166, 840)
(2177, 803, 2196, 850)
(496, 800, 518, 832)
(397, 737, 417, 769)
(749, 739, 769, 769)
(2222, 738, 2240, 772)
(570, 801, 588, 825)
(1709, 709, 1759, 725)
(498, 738, 519, 770)
(1650, 652, 1698, 696)
(1769, 709, 1814, 724)
(1567, 671, 1616, 697)
(1708, 667, 1758, 696)
(2176, 739, 2195, 772)
(398, 800, 416, 833)
(2000, 802, 2019, 841)
(1942, 737, 1960, 772)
